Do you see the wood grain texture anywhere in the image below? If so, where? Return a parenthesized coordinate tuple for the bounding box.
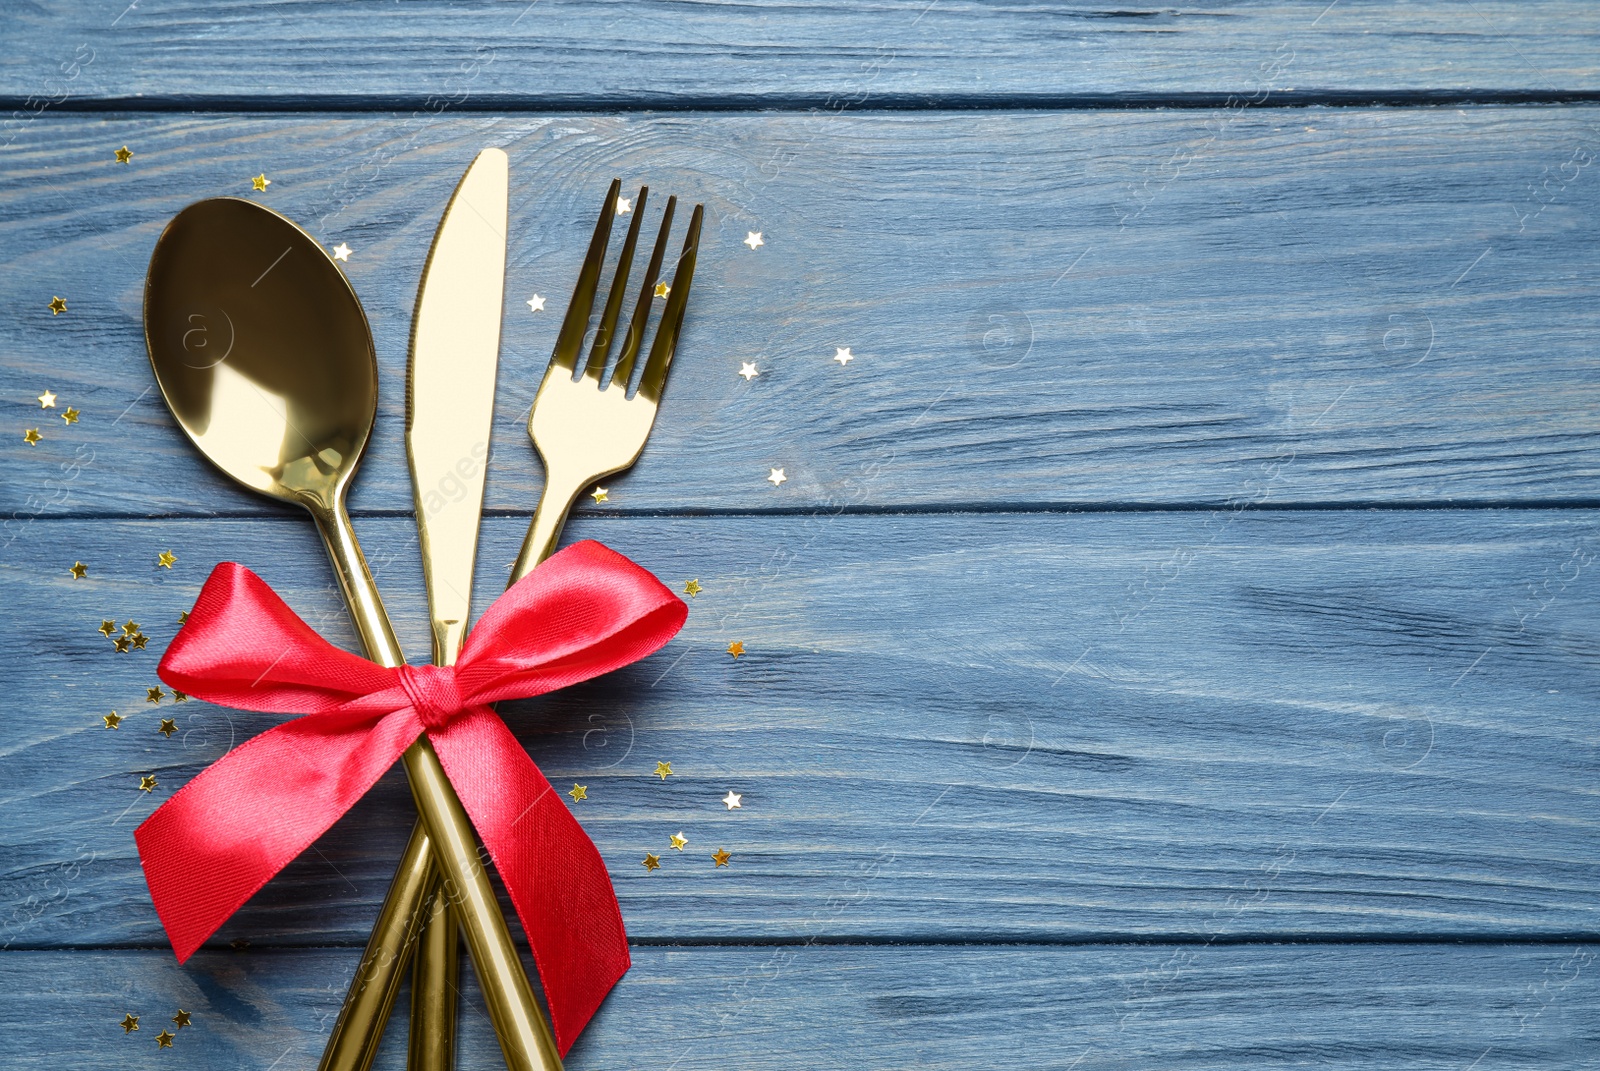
(3, 512, 1596, 947)
(4, 109, 1600, 518)
(2, 944, 1597, 1070)
(3, 1, 1600, 106)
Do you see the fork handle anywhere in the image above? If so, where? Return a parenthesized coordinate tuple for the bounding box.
(511, 467, 589, 585)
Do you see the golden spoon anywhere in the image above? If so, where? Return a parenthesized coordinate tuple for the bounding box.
(144, 197, 555, 1071)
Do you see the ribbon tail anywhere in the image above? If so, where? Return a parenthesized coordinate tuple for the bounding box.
(135, 705, 425, 962)
(432, 709, 630, 1056)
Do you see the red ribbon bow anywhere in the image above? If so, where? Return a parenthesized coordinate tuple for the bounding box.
(135, 540, 687, 1054)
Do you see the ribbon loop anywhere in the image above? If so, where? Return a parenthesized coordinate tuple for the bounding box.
(134, 539, 687, 1055)
(398, 663, 465, 730)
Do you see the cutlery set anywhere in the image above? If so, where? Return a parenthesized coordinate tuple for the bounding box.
(143, 148, 703, 1071)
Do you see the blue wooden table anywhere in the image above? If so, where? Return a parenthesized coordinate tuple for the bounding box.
(3, 3, 1599, 1067)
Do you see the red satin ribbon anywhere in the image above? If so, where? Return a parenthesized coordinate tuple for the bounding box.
(134, 539, 687, 1055)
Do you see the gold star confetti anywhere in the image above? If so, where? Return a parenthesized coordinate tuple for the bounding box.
(590, 486, 608, 503)
(669, 831, 688, 851)
(567, 783, 587, 802)
(103, 711, 122, 729)
(744, 231, 764, 250)
(139, 774, 158, 792)
(120, 1013, 139, 1033)
(739, 361, 759, 381)
(172, 1010, 191, 1029)
(48, 296, 67, 315)
(147, 686, 165, 703)
(123, 620, 140, 635)
(178, 610, 190, 625)
(767, 468, 786, 487)
(526, 294, 546, 312)
(131, 632, 149, 650)
(99, 620, 116, 637)
(727, 641, 745, 658)
(61, 406, 79, 424)
(833, 347, 854, 366)
(616, 195, 632, 214)
(683, 579, 702, 597)
(158, 718, 177, 737)
(642, 853, 660, 871)
(155, 1029, 175, 1048)
(251, 173, 270, 191)
(69, 561, 87, 579)
(115, 145, 133, 164)
(712, 848, 731, 867)
(655, 760, 673, 780)
(723, 790, 742, 810)
(37, 389, 56, 408)
(172, 690, 188, 702)
(157, 550, 177, 568)
(331, 242, 352, 262)
(24, 427, 41, 445)
(113, 635, 132, 653)
(654, 281, 671, 299)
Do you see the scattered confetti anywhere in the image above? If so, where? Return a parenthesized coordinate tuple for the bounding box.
(147, 686, 165, 703)
(99, 620, 117, 638)
(616, 195, 632, 214)
(172, 1010, 191, 1029)
(158, 718, 177, 737)
(669, 831, 688, 851)
(62, 406, 79, 424)
(139, 774, 158, 792)
(767, 468, 786, 487)
(722, 791, 742, 810)
(69, 561, 87, 579)
(37, 389, 56, 408)
(331, 242, 352, 262)
(179, 610, 190, 625)
(727, 641, 745, 658)
(103, 711, 122, 729)
(744, 232, 764, 250)
(642, 853, 661, 871)
(526, 294, 546, 312)
(157, 550, 177, 568)
(653, 282, 670, 299)
(23, 428, 41, 445)
(833, 347, 854, 366)
(172, 690, 189, 703)
(48, 296, 67, 315)
(655, 760, 673, 780)
(590, 486, 608, 503)
(712, 848, 731, 867)
(739, 361, 759, 381)
(683, 579, 702, 598)
(123, 621, 140, 636)
(567, 783, 587, 802)
(115, 145, 133, 164)
(113, 636, 132, 653)
(251, 173, 270, 191)
(131, 632, 149, 650)
(156, 1029, 175, 1048)
(120, 1013, 139, 1033)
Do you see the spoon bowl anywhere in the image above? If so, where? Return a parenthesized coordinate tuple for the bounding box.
(144, 197, 377, 513)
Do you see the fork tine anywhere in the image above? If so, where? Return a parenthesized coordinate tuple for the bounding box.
(636, 202, 703, 404)
(610, 195, 676, 393)
(582, 186, 649, 384)
(549, 178, 620, 379)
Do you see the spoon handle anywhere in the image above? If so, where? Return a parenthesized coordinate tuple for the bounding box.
(308, 499, 562, 1071)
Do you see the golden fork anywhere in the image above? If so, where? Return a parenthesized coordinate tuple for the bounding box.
(404, 177, 704, 1071)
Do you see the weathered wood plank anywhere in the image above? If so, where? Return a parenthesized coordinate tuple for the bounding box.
(2, 944, 1596, 1069)
(3, 511, 1597, 947)
(4, 109, 1600, 517)
(4, 1, 1600, 107)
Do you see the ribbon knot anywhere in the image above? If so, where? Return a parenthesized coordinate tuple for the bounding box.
(132, 540, 686, 1055)
(398, 662, 465, 730)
